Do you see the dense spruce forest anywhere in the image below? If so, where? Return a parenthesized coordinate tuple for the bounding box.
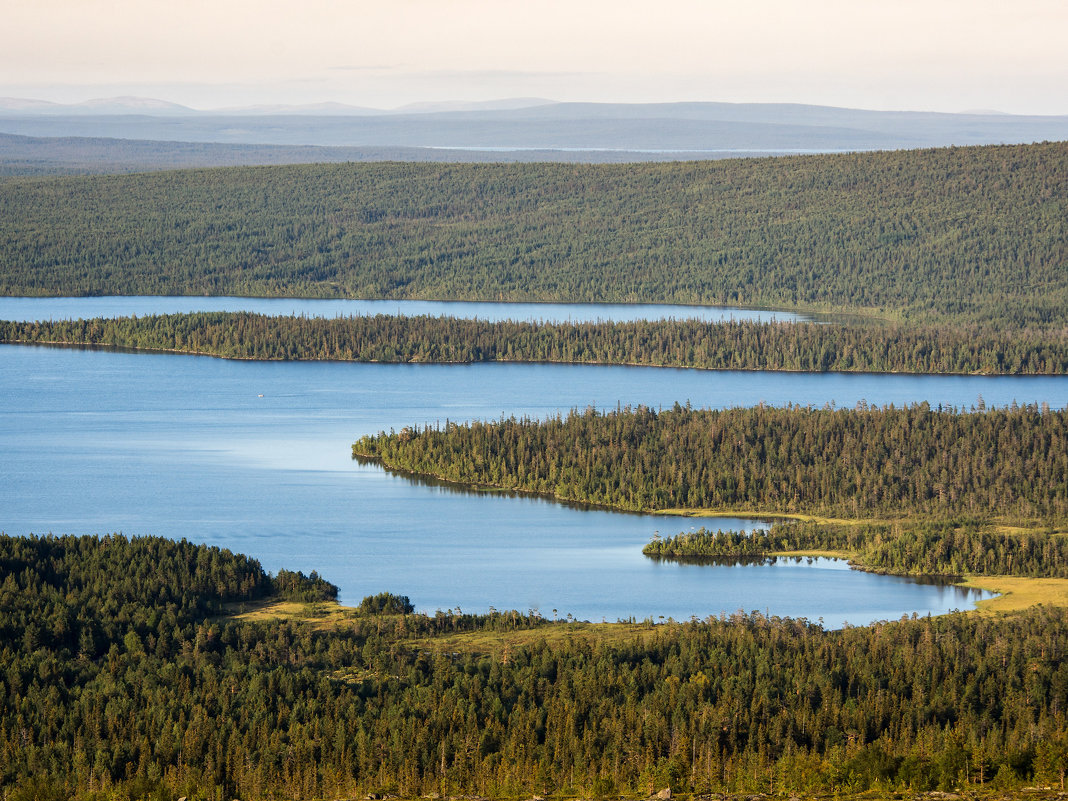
(1, 142, 1065, 327)
(4, 534, 1068, 801)
(643, 519, 1068, 577)
(352, 404, 1068, 521)
(4, 312, 1068, 374)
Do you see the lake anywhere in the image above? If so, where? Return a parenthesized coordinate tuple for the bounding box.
(0, 296, 809, 324)
(5, 344, 1065, 625)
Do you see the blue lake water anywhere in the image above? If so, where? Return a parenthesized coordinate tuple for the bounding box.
(5, 344, 1065, 626)
(0, 296, 808, 324)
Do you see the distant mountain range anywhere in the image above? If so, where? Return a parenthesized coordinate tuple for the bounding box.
(0, 95, 557, 116)
(1, 96, 1066, 172)
(0, 96, 197, 114)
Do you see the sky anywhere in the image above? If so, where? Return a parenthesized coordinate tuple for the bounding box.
(4, 0, 1068, 114)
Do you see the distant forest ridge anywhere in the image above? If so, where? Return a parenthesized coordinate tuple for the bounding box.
(1, 141, 1065, 327)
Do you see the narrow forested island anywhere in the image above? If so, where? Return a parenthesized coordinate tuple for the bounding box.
(4, 532, 1068, 801)
(4, 312, 1068, 374)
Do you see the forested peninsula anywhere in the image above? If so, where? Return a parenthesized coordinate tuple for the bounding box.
(352, 404, 1068, 522)
(5, 533, 1068, 801)
(2, 142, 1065, 327)
(4, 312, 1068, 374)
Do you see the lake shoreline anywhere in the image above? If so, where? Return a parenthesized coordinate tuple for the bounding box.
(3, 344, 1051, 625)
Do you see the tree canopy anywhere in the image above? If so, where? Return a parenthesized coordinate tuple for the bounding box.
(353, 403, 1068, 522)
(4, 311, 1068, 374)
(4, 533, 1068, 800)
(1, 142, 1064, 327)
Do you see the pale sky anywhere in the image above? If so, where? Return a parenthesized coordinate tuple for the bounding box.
(4, 0, 1068, 113)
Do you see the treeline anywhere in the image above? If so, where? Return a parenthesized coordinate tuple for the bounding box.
(0, 534, 333, 658)
(4, 312, 1068, 374)
(1, 142, 1065, 326)
(272, 568, 338, 602)
(644, 519, 1068, 577)
(352, 404, 1068, 521)
(5, 533, 1068, 800)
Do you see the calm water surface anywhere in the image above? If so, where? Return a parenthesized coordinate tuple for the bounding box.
(6, 346, 1063, 625)
(0, 296, 808, 324)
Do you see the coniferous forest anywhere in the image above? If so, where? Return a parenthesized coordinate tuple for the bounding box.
(3, 139, 1068, 800)
(352, 404, 1068, 521)
(1, 142, 1065, 328)
(642, 519, 1068, 577)
(3, 312, 1068, 374)
(4, 534, 1068, 801)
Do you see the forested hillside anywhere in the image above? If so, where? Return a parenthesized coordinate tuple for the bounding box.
(352, 404, 1068, 521)
(4, 312, 1068, 374)
(1, 142, 1064, 326)
(4, 534, 1068, 800)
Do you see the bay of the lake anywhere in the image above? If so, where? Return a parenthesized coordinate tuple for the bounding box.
(5, 345, 1066, 625)
(0, 296, 808, 324)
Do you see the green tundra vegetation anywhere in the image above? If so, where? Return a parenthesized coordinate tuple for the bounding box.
(351, 403, 1068, 522)
(0, 142, 1065, 328)
(4, 533, 1068, 801)
(4, 312, 1068, 374)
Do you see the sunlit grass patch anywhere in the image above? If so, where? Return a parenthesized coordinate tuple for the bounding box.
(962, 576, 1068, 614)
(654, 508, 887, 526)
(225, 598, 357, 629)
(398, 620, 678, 659)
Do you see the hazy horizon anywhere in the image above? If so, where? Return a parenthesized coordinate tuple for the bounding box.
(4, 94, 1066, 118)
(5, 0, 1067, 116)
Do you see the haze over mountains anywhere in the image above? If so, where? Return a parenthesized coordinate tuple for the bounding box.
(0, 96, 558, 116)
(2, 96, 1067, 173)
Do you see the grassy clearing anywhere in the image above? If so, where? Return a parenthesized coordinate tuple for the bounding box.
(221, 566, 1068, 646)
(774, 549, 855, 560)
(961, 576, 1068, 615)
(994, 522, 1068, 537)
(226, 599, 704, 655)
(655, 509, 1066, 532)
(400, 621, 677, 659)
(654, 508, 887, 526)
(225, 598, 357, 630)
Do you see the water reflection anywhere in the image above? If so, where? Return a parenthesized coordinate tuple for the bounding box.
(646, 553, 989, 595)
(0, 295, 810, 324)
(353, 454, 703, 517)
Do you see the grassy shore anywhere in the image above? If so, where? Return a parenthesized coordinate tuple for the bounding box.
(655, 509, 1068, 535)
(224, 572, 1068, 651)
(962, 576, 1068, 614)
